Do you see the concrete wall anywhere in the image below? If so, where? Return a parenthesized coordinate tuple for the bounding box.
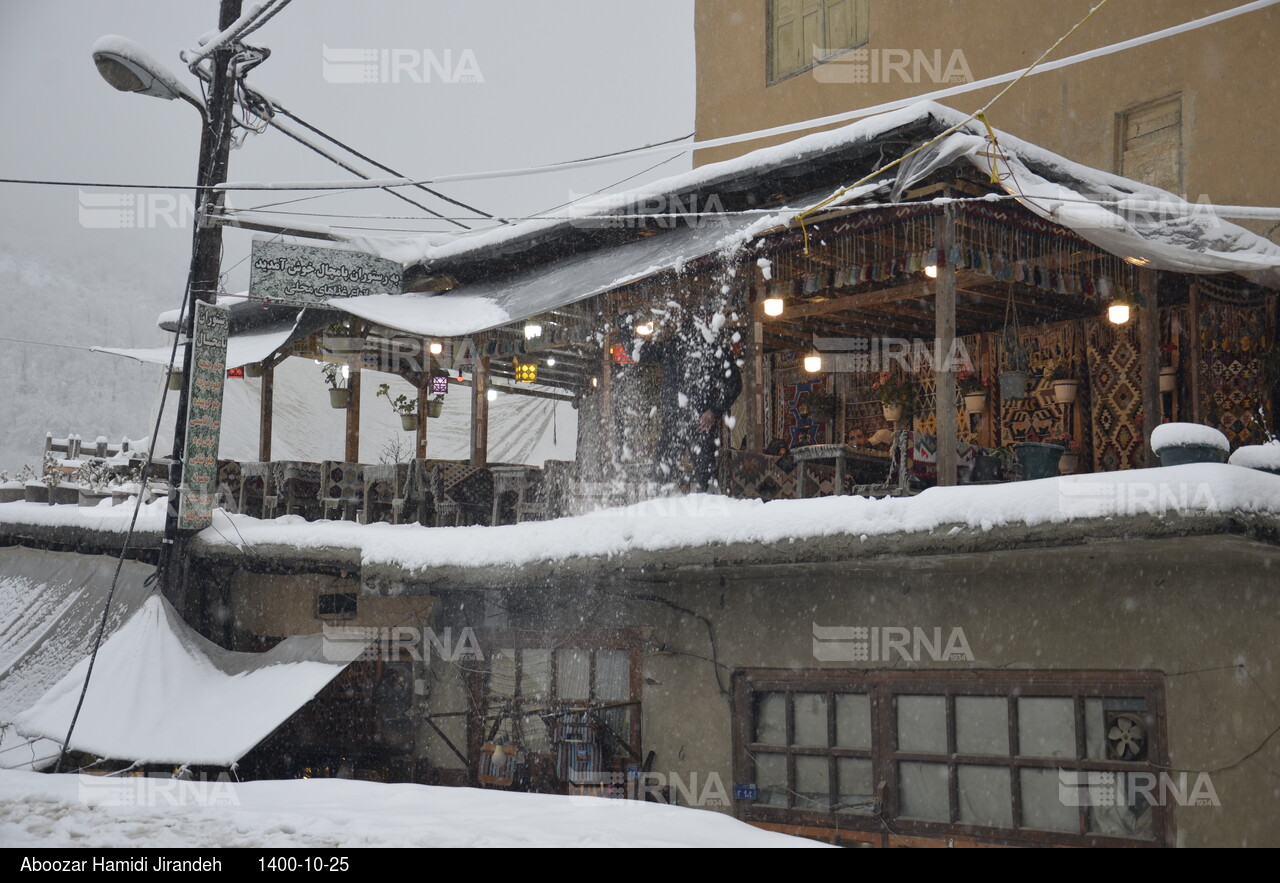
(695, 0, 1280, 240)
(446, 533, 1280, 846)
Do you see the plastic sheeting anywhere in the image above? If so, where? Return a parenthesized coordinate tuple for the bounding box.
(16, 594, 363, 766)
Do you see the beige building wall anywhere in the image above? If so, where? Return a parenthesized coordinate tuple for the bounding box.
(695, 0, 1280, 239)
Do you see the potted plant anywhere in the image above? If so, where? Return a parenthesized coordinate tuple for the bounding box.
(1158, 344, 1178, 393)
(0, 466, 31, 504)
(802, 389, 840, 424)
(999, 290, 1030, 399)
(377, 382, 420, 431)
(1014, 429, 1065, 480)
(957, 370, 990, 415)
(322, 363, 350, 409)
(1049, 362, 1079, 404)
(1151, 423, 1229, 466)
(76, 460, 115, 506)
(426, 395, 445, 418)
(871, 371, 915, 422)
(1049, 435, 1082, 473)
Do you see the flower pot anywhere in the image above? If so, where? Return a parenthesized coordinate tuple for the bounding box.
(999, 370, 1028, 399)
(401, 413, 420, 432)
(969, 454, 1001, 483)
(1159, 366, 1177, 393)
(0, 485, 24, 504)
(329, 388, 350, 409)
(167, 370, 184, 391)
(1059, 452, 1080, 474)
(24, 483, 49, 504)
(244, 362, 265, 378)
(1051, 380, 1079, 404)
(50, 484, 80, 505)
(963, 392, 987, 415)
(1014, 442, 1065, 481)
(1157, 444, 1227, 467)
(78, 489, 114, 507)
(426, 399, 444, 418)
(882, 403, 904, 422)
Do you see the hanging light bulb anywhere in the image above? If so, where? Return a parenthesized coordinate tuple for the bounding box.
(1108, 302, 1131, 324)
(635, 321, 655, 336)
(924, 265, 938, 279)
(763, 297, 784, 317)
(545, 357, 556, 367)
(428, 341, 443, 356)
(591, 376, 599, 388)
(524, 322, 543, 340)
(341, 364, 350, 380)
(804, 354, 822, 373)
(487, 388, 498, 402)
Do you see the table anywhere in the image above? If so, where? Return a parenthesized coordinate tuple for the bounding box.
(790, 444, 889, 498)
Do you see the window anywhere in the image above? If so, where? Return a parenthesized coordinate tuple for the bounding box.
(735, 670, 1171, 847)
(315, 591, 357, 620)
(768, 0, 869, 84)
(1117, 94, 1183, 194)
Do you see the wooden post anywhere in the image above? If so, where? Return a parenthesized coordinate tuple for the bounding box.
(1138, 268, 1160, 466)
(258, 361, 274, 462)
(601, 330, 614, 467)
(471, 355, 489, 467)
(416, 377, 427, 458)
(751, 315, 766, 452)
(1188, 278, 1201, 423)
(345, 364, 361, 463)
(935, 208, 958, 486)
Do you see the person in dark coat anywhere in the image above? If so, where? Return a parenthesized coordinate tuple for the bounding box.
(618, 301, 743, 491)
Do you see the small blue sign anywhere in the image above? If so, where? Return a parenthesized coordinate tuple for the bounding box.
(734, 784, 758, 800)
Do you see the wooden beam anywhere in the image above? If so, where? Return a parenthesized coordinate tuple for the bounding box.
(258, 361, 274, 462)
(935, 209, 958, 487)
(344, 366, 360, 463)
(1188, 279, 1201, 423)
(416, 376, 427, 458)
(471, 355, 489, 467)
(751, 316, 765, 452)
(1138, 268, 1160, 466)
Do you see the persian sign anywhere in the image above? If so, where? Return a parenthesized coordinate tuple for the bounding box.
(249, 239, 403, 306)
(178, 300, 229, 531)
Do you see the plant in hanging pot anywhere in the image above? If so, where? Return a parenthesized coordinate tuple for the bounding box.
(1151, 423, 1229, 466)
(999, 330, 1031, 400)
(376, 382, 420, 431)
(871, 371, 915, 422)
(1048, 362, 1080, 404)
(957, 370, 991, 415)
(322, 362, 350, 409)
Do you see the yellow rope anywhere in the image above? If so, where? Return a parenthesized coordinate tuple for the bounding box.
(793, 0, 1111, 253)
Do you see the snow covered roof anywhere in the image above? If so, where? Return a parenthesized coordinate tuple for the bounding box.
(93, 323, 298, 371)
(15, 594, 364, 766)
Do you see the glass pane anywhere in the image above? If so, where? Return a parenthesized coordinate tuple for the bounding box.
(957, 765, 1013, 827)
(1085, 698, 1149, 761)
(897, 695, 947, 754)
(521, 649, 551, 703)
(755, 692, 786, 745)
(754, 752, 788, 808)
(488, 648, 517, 700)
(556, 649, 590, 701)
(899, 761, 949, 821)
(835, 694, 872, 749)
(594, 649, 629, 702)
(1020, 767, 1080, 832)
(795, 755, 830, 811)
(956, 696, 1009, 756)
(1087, 772, 1156, 839)
(837, 758, 875, 815)
(794, 693, 828, 746)
(1018, 697, 1075, 759)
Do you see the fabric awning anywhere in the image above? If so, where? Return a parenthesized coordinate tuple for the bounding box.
(15, 594, 364, 766)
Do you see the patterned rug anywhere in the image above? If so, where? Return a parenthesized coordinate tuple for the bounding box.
(1001, 321, 1091, 459)
(1197, 280, 1274, 448)
(1085, 320, 1144, 470)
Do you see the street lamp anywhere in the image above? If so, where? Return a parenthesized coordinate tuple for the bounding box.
(92, 2, 244, 603)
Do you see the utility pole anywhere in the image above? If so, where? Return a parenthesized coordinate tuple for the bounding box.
(158, 0, 243, 608)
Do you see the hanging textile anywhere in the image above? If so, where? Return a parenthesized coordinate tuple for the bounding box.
(1085, 318, 1145, 470)
(1197, 279, 1275, 447)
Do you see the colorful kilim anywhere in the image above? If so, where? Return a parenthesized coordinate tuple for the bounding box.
(1085, 319, 1144, 470)
(1001, 321, 1090, 458)
(1197, 280, 1274, 447)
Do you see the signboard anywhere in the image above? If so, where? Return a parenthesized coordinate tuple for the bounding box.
(178, 300, 229, 531)
(249, 239, 403, 306)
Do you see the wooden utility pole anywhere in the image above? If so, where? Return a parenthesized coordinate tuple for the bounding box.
(1138, 268, 1161, 465)
(935, 207, 958, 486)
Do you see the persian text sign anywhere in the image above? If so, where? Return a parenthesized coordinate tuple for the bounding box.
(249, 239, 403, 306)
(178, 301, 229, 530)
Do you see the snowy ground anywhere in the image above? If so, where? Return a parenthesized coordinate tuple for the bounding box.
(0, 771, 822, 848)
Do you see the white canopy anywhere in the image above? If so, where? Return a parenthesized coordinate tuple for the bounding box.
(92, 324, 296, 371)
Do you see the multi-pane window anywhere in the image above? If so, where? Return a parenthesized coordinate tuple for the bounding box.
(768, 0, 870, 84)
(736, 670, 1169, 847)
(1117, 94, 1183, 194)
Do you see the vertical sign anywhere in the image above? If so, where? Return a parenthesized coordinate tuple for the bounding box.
(178, 301, 230, 530)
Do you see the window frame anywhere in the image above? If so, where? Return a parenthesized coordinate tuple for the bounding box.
(733, 668, 1172, 848)
(765, 0, 871, 86)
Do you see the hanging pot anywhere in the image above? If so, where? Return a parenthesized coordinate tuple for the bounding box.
(882, 402, 904, 422)
(426, 399, 444, 418)
(1159, 366, 1177, 393)
(329, 388, 350, 409)
(401, 413, 420, 432)
(963, 392, 987, 415)
(1052, 379, 1079, 404)
(998, 370, 1028, 399)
